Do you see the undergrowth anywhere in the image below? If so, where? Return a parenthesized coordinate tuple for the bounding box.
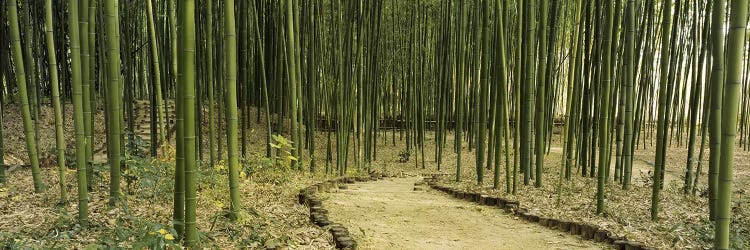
(0, 134, 322, 249)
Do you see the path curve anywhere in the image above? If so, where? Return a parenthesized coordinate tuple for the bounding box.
(326, 177, 605, 250)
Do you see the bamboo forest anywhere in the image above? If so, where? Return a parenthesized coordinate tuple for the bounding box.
(2, 0, 750, 249)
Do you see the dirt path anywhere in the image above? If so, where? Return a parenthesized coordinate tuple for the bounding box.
(325, 177, 605, 250)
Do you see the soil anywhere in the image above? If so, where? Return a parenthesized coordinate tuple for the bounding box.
(325, 177, 606, 250)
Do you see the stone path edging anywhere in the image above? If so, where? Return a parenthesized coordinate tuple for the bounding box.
(424, 174, 657, 250)
(298, 173, 393, 249)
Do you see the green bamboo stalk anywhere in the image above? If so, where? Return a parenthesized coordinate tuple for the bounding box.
(0, 80, 4, 184)
(44, 0, 67, 203)
(622, 0, 635, 190)
(513, 0, 523, 194)
(535, 0, 549, 188)
(207, 0, 216, 167)
(146, 0, 167, 147)
(251, 0, 272, 158)
(596, 0, 615, 214)
(684, 0, 703, 193)
(79, 0, 94, 191)
(85, 0, 97, 191)
(522, 0, 536, 186)
(715, 0, 747, 247)
(286, 0, 300, 169)
(7, 0, 44, 193)
(179, 0, 197, 245)
(708, 0, 726, 221)
(104, 0, 122, 207)
(225, 0, 242, 220)
(21, 0, 40, 160)
(66, 0, 89, 226)
(651, 0, 674, 221)
(493, 0, 510, 191)
(173, 0, 185, 236)
(693, 0, 712, 195)
(476, 0, 488, 185)
(562, 0, 583, 185)
(455, 0, 467, 182)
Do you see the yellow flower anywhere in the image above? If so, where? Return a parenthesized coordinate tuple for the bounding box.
(214, 201, 225, 209)
(158, 228, 168, 235)
(164, 233, 175, 241)
(214, 163, 226, 172)
(239, 171, 247, 179)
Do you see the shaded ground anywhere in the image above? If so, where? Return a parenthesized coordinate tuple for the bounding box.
(325, 177, 606, 250)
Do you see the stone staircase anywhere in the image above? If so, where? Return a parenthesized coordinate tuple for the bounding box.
(128, 100, 176, 150)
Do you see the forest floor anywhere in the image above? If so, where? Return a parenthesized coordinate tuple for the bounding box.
(380, 131, 750, 249)
(0, 105, 338, 249)
(1, 104, 749, 249)
(325, 176, 604, 250)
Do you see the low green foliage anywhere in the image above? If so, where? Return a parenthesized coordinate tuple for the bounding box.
(270, 134, 295, 171)
(127, 134, 151, 158)
(0, 233, 36, 250)
(691, 219, 747, 249)
(242, 152, 292, 185)
(122, 153, 173, 198)
(132, 223, 180, 250)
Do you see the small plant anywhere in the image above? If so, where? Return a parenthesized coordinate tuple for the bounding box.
(270, 134, 295, 171)
(0, 234, 35, 249)
(398, 151, 410, 163)
(241, 153, 290, 185)
(639, 170, 653, 187)
(127, 132, 150, 158)
(132, 224, 180, 250)
(122, 153, 171, 197)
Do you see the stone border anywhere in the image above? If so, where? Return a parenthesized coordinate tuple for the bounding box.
(423, 174, 657, 250)
(298, 173, 392, 249)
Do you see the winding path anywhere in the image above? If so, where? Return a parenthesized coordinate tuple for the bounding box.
(326, 177, 605, 250)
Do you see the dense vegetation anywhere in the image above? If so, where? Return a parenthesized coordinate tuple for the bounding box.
(1, 0, 749, 249)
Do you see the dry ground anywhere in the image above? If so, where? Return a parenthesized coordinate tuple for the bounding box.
(325, 177, 606, 250)
(370, 128, 750, 249)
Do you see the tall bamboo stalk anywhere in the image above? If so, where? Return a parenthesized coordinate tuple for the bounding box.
(715, 0, 747, 247)
(454, 0, 467, 182)
(535, 0, 549, 188)
(622, 0, 635, 190)
(179, 0, 198, 245)
(7, 0, 44, 193)
(708, 0, 726, 221)
(44, 0, 67, 203)
(225, 0, 242, 220)
(66, 0, 89, 226)
(104, 0, 122, 207)
(651, 0, 674, 221)
(146, 0, 167, 146)
(596, 0, 614, 214)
